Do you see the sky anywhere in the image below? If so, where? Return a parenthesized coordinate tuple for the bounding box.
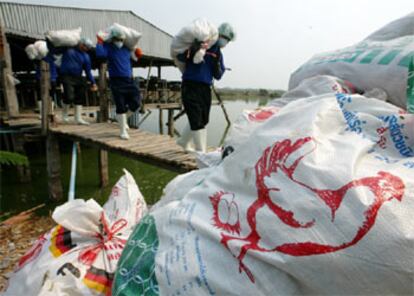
(3, 0, 414, 90)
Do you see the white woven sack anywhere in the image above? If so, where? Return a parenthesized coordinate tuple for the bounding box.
(289, 12, 414, 108)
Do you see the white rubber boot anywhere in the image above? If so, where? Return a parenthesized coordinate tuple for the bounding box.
(117, 113, 130, 140)
(75, 105, 89, 125)
(62, 103, 70, 123)
(201, 128, 207, 152)
(37, 101, 42, 119)
(176, 123, 194, 152)
(192, 129, 206, 153)
(126, 110, 134, 130)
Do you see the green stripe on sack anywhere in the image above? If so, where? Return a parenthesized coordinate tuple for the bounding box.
(360, 49, 383, 64)
(407, 57, 414, 114)
(378, 49, 402, 65)
(112, 215, 160, 296)
(398, 51, 414, 67)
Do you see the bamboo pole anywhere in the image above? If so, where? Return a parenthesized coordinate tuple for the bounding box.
(212, 85, 231, 126)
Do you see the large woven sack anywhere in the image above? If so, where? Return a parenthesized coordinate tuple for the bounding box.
(46, 28, 82, 47)
(4, 170, 147, 296)
(113, 94, 414, 295)
(170, 18, 218, 73)
(289, 12, 414, 108)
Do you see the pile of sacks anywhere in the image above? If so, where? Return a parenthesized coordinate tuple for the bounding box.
(111, 13, 414, 296)
(4, 170, 147, 296)
(170, 18, 219, 73)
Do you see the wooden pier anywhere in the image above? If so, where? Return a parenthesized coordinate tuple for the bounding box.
(49, 122, 197, 173)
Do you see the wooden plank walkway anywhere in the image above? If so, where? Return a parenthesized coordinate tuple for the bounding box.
(49, 122, 198, 173)
(1, 107, 100, 128)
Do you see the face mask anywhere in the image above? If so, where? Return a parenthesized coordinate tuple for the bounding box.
(114, 41, 123, 49)
(217, 37, 229, 48)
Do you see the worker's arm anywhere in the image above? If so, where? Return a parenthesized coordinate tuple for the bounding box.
(83, 53, 96, 85)
(213, 51, 225, 80)
(134, 47, 143, 60)
(95, 39, 108, 59)
(177, 39, 204, 63)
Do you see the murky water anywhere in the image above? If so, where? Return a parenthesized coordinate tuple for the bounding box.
(0, 98, 268, 215)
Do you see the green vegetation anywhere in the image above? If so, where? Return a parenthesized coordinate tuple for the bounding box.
(216, 87, 285, 100)
(0, 151, 29, 167)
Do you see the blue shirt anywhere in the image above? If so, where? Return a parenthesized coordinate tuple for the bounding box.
(95, 43, 133, 78)
(35, 54, 58, 82)
(180, 43, 225, 85)
(60, 48, 95, 84)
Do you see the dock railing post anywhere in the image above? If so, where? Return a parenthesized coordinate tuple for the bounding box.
(159, 107, 164, 135)
(40, 60, 50, 136)
(98, 63, 109, 122)
(167, 109, 174, 137)
(98, 62, 109, 188)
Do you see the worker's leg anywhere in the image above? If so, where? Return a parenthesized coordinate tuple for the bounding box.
(61, 75, 74, 123)
(73, 77, 89, 125)
(110, 78, 129, 139)
(124, 78, 141, 129)
(49, 81, 57, 115)
(181, 81, 208, 152)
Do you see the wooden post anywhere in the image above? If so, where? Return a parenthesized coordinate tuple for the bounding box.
(11, 134, 31, 183)
(40, 61, 50, 136)
(167, 109, 174, 137)
(98, 63, 109, 122)
(157, 65, 161, 79)
(144, 59, 153, 104)
(98, 63, 109, 188)
(0, 26, 19, 118)
(46, 133, 63, 200)
(157, 65, 163, 101)
(159, 108, 164, 134)
(99, 150, 109, 188)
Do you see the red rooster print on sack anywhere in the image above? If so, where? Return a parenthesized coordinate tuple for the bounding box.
(210, 137, 405, 283)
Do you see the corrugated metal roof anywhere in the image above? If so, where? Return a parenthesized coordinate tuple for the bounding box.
(0, 1, 173, 61)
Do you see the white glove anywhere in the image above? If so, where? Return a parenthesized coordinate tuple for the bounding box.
(193, 48, 206, 64)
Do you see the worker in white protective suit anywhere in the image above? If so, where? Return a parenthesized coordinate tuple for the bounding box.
(176, 23, 236, 152)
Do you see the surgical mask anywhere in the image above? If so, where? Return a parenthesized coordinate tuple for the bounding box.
(114, 41, 123, 49)
(217, 37, 229, 48)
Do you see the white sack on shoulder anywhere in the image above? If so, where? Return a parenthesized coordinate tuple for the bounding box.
(98, 23, 142, 51)
(170, 18, 218, 72)
(46, 28, 82, 47)
(25, 40, 49, 60)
